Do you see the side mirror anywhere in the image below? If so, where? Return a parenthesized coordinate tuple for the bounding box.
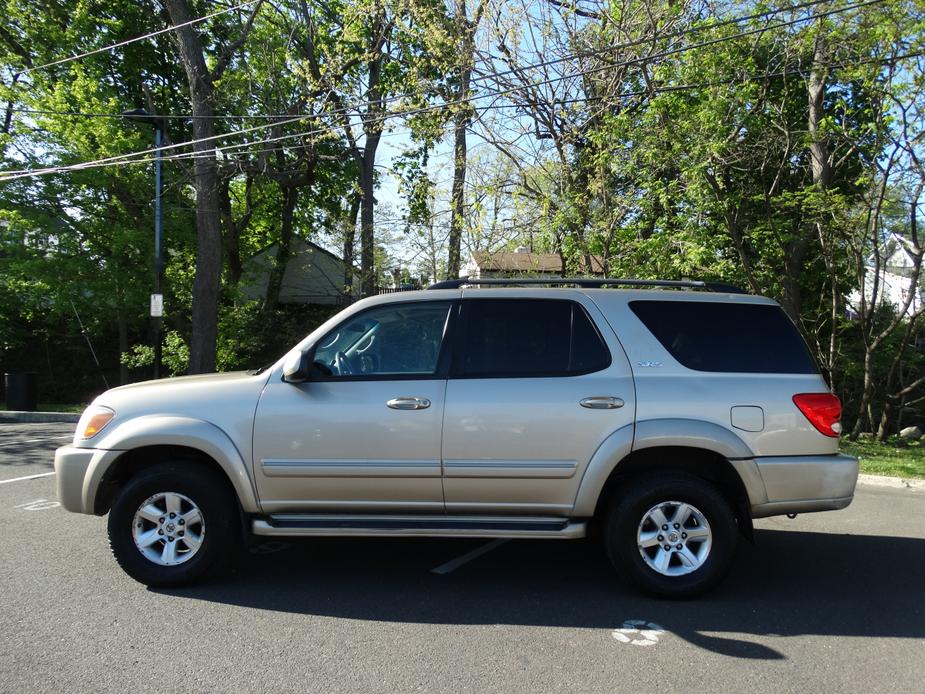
(282, 350, 312, 383)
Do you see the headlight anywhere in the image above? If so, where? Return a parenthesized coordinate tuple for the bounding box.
(76, 405, 115, 440)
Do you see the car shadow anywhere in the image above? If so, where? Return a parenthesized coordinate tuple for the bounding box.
(156, 529, 925, 660)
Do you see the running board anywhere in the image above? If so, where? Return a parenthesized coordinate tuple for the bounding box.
(252, 515, 587, 539)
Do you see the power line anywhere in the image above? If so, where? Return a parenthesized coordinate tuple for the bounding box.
(11, 0, 261, 76)
(472, 0, 841, 85)
(8, 108, 293, 120)
(477, 0, 888, 99)
(0, 0, 889, 181)
(274, 53, 925, 159)
(5, 0, 865, 123)
(6, 52, 905, 180)
(170, 54, 922, 166)
(0, 111, 316, 178)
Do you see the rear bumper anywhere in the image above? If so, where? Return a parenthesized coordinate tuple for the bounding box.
(751, 453, 859, 519)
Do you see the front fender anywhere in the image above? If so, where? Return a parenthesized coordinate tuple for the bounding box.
(84, 415, 260, 513)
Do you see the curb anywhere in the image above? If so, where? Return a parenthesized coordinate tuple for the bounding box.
(857, 473, 925, 491)
(0, 411, 80, 424)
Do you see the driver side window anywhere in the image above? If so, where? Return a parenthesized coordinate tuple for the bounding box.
(312, 301, 452, 379)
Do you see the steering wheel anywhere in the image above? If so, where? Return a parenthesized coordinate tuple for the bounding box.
(333, 350, 352, 375)
(355, 334, 376, 354)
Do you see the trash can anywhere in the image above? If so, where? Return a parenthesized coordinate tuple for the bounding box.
(5, 372, 37, 411)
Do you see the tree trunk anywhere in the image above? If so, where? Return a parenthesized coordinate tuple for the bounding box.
(359, 143, 379, 296)
(343, 195, 360, 293)
(218, 175, 255, 288)
(876, 400, 891, 442)
(117, 313, 129, 385)
(164, 0, 223, 373)
(808, 34, 839, 383)
(850, 350, 874, 438)
(447, 0, 479, 280)
(265, 186, 298, 312)
(357, 8, 387, 298)
(780, 237, 807, 323)
(807, 32, 833, 189)
(359, 49, 383, 297)
(447, 107, 468, 280)
(569, 164, 594, 275)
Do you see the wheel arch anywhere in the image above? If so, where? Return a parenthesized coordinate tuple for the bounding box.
(85, 416, 260, 515)
(573, 419, 768, 539)
(591, 446, 756, 539)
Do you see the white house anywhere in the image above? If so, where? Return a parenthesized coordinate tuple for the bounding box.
(847, 232, 924, 317)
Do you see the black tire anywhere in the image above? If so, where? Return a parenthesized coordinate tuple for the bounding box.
(604, 473, 738, 599)
(107, 461, 237, 587)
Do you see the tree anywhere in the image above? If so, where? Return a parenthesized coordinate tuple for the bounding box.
(0, 0, 198, 390)
(162, 0, 262, 373)
(296, 0, 456, 295)
(476, 0, 690, 273)
(446, 0, 485, 279)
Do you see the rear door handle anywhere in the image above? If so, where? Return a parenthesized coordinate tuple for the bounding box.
(387, 397, 431, 410)
(580, 396, 625, 409)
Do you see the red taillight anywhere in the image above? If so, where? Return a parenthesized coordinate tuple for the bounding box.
(792, 393, 842, 437)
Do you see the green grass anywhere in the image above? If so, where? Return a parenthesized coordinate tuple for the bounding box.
(841, 437, 925, 479)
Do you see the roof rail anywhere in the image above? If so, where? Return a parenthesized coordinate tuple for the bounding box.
(427, 277, 747, 294)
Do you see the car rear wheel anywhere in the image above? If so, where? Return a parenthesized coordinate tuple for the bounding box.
(604, 473, 738, 598)
(107, 462, 236, 587)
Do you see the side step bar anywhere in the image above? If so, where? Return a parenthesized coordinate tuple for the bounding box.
(252, 515, 587, 539)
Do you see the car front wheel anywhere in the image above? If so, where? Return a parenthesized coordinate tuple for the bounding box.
(107, 462, 236, 587)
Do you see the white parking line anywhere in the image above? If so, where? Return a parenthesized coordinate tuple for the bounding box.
(431, 538, 509, 575)
(0, 472, 56, 485)
(0, 435, 72, 447)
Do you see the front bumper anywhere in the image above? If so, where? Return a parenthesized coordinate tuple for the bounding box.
(55, 446, 99, 514)
(751, 453, 859, 518)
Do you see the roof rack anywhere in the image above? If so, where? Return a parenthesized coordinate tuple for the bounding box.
(426, 277, 747, 294)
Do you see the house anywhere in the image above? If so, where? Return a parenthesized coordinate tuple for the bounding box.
(462, 247, 606, 279)
(847, 233, 924, 317)
(241, 237, 354, 306)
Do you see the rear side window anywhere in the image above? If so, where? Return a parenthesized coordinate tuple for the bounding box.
(457, 299, 610, 377)
(629, 300, 818, 374)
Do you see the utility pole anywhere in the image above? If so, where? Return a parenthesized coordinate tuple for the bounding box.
(122, 108, 166, 378)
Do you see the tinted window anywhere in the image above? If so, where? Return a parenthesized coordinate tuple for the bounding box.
(313, 301, 451, 378)
(459, 300, 610, 377)
(629, 300, 818, 374)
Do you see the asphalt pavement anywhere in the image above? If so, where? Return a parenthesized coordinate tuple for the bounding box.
(1, 422, 923, 693)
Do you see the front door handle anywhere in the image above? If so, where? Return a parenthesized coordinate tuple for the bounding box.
(580, 396, 625, 410)
(387, 397, 431, 410)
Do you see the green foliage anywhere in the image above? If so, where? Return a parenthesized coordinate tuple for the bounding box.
(393, 145, 434, 227)
(216, 301, 338, 372)
(162, 331, 190, 376)
(2, 0, 925, 438)
(120, 344, 154, 370)
(120, 331, 190, 380)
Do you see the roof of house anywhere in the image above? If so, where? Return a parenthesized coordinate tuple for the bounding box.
(471, 250, 606, 275)
(248, 236, 345, 265)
